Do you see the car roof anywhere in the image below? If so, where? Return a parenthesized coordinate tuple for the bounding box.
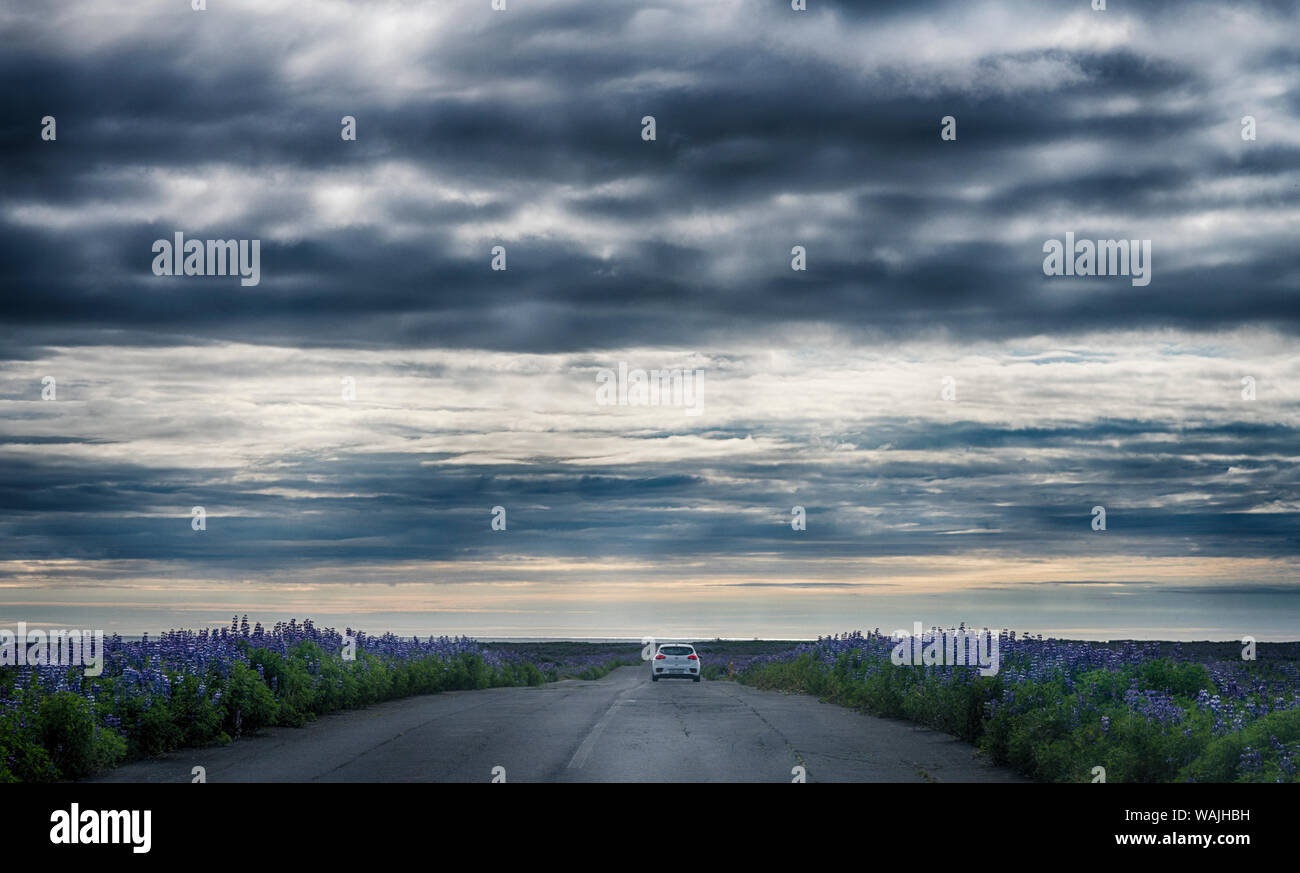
(658, 642, 694, 648)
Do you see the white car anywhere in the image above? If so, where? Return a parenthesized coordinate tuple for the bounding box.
(651, 643, 701, 682)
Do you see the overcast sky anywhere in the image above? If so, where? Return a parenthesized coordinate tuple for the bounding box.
(1, 0, 1297, 639)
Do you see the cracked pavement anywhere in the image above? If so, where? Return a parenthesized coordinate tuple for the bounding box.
(89, 666, 1028, 783)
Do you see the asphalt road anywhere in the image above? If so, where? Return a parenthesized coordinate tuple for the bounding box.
(91, 666, 1027, 782)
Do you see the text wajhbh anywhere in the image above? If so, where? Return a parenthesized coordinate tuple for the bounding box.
(151, 233, 261, 286)
(50, 804, 150, 854)
(1042, 233, 1151, 287)
(0, 623, 104, 676)
(891, 623, 1000, 676)
(596, 362, 703, 415)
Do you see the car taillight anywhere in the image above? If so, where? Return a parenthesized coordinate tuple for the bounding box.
(687, 654, 698, 660)
(655, 654, 666, 659)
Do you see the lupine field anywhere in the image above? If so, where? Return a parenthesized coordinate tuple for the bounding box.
(7, 618, 1298, 783)
(726, 629, 1300, 783)
(0, 616, 636, 782)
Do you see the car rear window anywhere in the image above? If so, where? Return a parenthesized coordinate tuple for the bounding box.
(659, 645, 693, 655)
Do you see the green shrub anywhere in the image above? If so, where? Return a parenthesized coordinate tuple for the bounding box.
(222, 661, 279, 735)
(0, 706, 59, 782)
(127, 700, 181, 758)
(1138, 659, 1212, 698)
(1183, 708, 1300, 783)
(36, 692, 126, 779)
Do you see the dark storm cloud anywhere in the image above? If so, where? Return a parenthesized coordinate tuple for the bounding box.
(1, 0, 1297, 353)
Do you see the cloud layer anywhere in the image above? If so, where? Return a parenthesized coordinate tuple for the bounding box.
(1, 0, 1296, 637)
